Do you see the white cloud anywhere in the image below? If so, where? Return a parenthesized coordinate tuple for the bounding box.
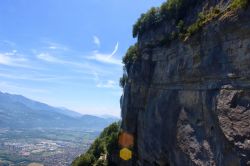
(37, 53, 61, 63)
(37, 53, 82, 67)
(0, 71, 95, 83)
(93, 72, 118, 89)
(97, 80, 117, 89)
(110, 42, 119, 58)
(86, 42, 122, 65)
(0, 51, 28, 67)
(36, 52, 112, 78)
(37, 52, 88, 67)
(93, 36, 101, 47)
(35, 42, 122, 89)
(43, 41, 69, 51)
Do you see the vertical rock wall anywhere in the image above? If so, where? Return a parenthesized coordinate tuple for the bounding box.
(121, 8, 250, 166)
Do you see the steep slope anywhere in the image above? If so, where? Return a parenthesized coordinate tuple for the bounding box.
(72, 122, 120, 166)
(0, 91, 118, 130)
(120, 0, 250, 165)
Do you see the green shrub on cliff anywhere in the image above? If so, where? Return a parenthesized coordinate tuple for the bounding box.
(133, 0, 198, 38)
(120, 44, 139, 88)
(229, 0, 248, 10)
(122, 44, 139, 65)
(184, 0, 249, 38)
(162, 0, 200, 19)
(186, 7, 221, 37)
(73, 153, 95, 166)
(133, 7, 162, 38)
(72, 122, 120, 166)
(132, 0, 249, 41)
(121, 44, 139, 83)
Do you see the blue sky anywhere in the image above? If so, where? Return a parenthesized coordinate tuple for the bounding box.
(0, 0, 165, 117)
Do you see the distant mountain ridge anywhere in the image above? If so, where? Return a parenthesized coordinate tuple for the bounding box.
(0, 91, 118, 130)
(0, 92, 83, 118)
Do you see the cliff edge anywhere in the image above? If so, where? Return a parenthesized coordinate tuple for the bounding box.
(120, 0, 250, 165)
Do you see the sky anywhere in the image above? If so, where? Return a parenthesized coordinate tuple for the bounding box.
(0, 0, 165, 117)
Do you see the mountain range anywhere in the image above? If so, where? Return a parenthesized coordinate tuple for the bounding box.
(0, 91, 119, 130)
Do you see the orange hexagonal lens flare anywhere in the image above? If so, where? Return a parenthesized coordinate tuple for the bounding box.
(118, 131, 134, 148)
(120, 148, 132, 161)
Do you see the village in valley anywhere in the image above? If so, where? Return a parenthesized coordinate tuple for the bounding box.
(0, 128, 99, 166)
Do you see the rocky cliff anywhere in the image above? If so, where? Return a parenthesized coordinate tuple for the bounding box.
(120, 0, 250, 165)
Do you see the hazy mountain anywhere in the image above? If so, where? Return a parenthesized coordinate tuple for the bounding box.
(98, 114, 121, 124)
(0, 91, 118, 130)
(0, 92, 83, 118)
(57, 107, 83, 118)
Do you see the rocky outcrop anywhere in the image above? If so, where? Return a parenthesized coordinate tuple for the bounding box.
(120, 2, 250, 166)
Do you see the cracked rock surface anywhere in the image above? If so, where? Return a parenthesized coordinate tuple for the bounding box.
(120, 5, 250, 166)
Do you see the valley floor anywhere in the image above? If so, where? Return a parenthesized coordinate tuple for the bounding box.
(0, 128, 100, 166)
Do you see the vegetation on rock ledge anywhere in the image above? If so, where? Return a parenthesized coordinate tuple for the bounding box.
(122, 44, 139, 65)
(132, 0, 199, 38)
(133, 0, 249, 40)
(230, 0, 248, 10)
(119, 43, 140, 87)
(72, 122, 120, 166)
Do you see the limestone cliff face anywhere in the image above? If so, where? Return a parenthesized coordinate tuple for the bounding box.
(120, 2, 250, 166)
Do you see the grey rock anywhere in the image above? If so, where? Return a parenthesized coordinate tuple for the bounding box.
(120, 6, 250, 166)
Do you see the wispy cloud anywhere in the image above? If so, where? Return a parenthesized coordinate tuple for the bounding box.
(37, 52, 87, 68)
(93, 71, 119, 89)
(36, 52, 111, 77)
(0, 51, 28, 67)
(97, 80, 117, 89)
(37, 53, 83, 67)
(0, 38, 123, 116)
(43, 41, 69, 51)
(0, 71, 95, 83)
(0, 72, 58, 82)
(1, 40, 122, 91)
(37, 53, 62, 63)
(0, 81, 48, 94)
(86, 42, 122, 66)
(93, 36, 101, 47)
